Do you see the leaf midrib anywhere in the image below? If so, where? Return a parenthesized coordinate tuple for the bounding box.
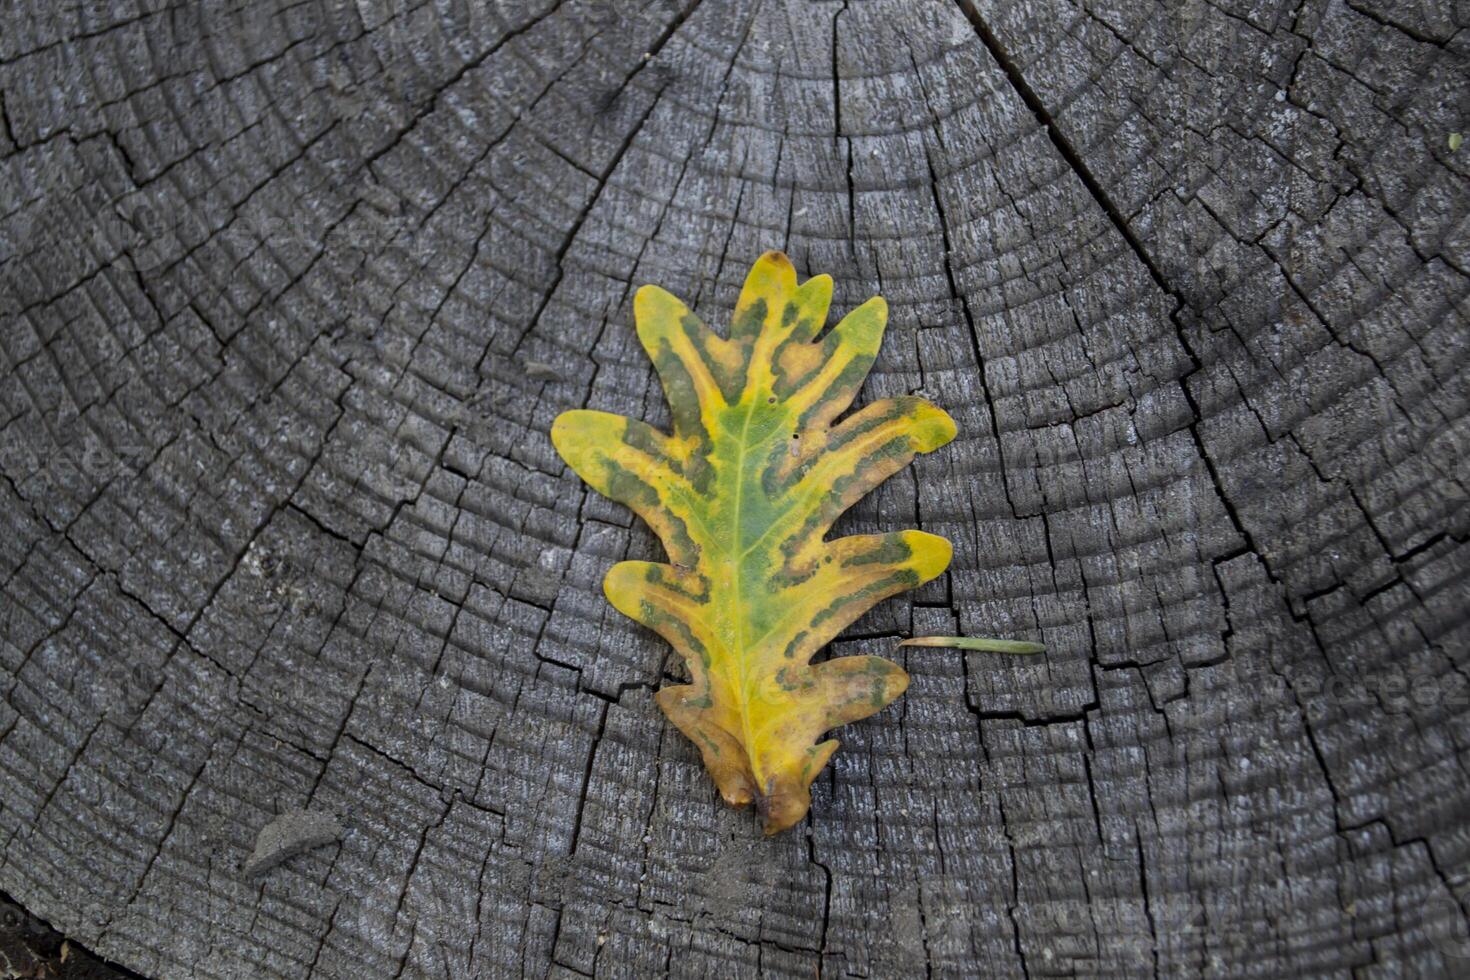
(727, 395, 761, 784)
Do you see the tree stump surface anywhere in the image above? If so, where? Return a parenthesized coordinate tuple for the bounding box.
(2, 1, 1468, 976)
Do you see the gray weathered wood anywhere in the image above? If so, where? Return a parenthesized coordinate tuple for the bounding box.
(2, 0, 1468, 976)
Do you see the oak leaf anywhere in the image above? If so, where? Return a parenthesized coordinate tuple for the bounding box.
(552, 252, 956, 833)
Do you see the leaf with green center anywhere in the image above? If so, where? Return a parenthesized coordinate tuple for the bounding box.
(551, 251, 957, 833)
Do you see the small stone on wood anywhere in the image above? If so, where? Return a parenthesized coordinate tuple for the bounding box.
(523, 360, 563, 382)
(243, 810, 343, 877)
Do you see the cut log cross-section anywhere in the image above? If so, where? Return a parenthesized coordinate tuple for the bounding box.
(0, 0, 1466, 976)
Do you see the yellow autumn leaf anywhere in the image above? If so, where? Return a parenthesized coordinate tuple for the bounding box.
(552, 251, 956, 833)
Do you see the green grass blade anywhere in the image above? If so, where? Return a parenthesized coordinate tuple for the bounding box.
(900, 636, 1045, 654)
